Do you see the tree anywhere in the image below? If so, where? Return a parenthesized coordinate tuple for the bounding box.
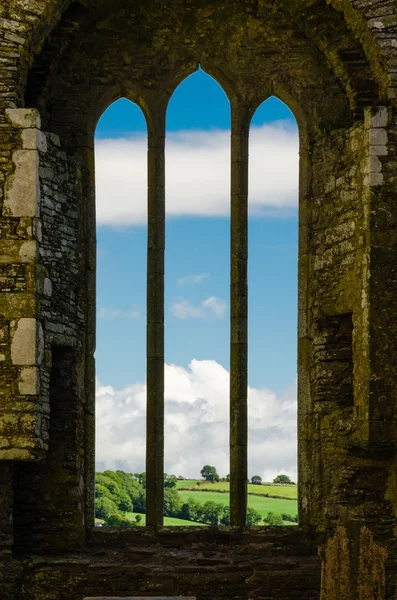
(281, 512, 295, 523)
(200, 465, 220, 482)
(117, 490, 133, 513)
(251, 475, 262, 485)
(164, 474, 177, 488)
(164, 488, 181, 517)
(95, 483, 114, 501)
(96, 473, 122, 498)
(179, 498, 202, 522)
(263, 512, 284, 526)
(133, 489, 146, 514)
(202, 501, 223, 525)
(134, 472, 146, 488)
(246, 507, 262, 526)
(135, 514, 142, 524)
(95, 496, 118, 520)
(116, 470, 144, 503)
(225, 474, 230, 482)
(104, 513, 134, 527)
(220, 506, 230, 526)
(96, 470, 146, 515)
(273, 474, 293, 484)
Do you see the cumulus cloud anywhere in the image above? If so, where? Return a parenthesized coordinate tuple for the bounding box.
(202, 296, 227, 317)
(96, 359, 297, 482)
(95, 122, 298, 226)
(171, 296, 227, 320)
(98, 306, 141, 319)
(177, 273, 210, 286)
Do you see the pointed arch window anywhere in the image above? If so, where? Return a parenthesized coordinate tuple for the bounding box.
(94, 83, 300, 528)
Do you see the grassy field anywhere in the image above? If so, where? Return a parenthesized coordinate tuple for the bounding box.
(98, 480, 298, 527)
(124, 511, 206, 526)
(177, 490, 298, 518)
(177, 480, 298, 500)
(176, 479, 199, 489)
(177, 479, 298, 500)
(246, 484, 297, 499)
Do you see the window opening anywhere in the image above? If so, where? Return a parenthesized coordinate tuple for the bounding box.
(248, 97, 299, 526)
(93, 93, 300, 530)
(94, 98, 148, 528)
(164, 68, 231, 526)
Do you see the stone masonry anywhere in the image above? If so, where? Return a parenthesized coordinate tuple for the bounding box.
(1, 1, 397, 599)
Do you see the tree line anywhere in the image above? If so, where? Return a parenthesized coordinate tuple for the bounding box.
(200, 464, 295, 485)
(95, 468, 297, 527)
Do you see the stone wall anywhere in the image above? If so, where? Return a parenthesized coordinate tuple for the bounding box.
(0, 108, 47, 462)
(1, 1, 397, 599)
(19, 528, 321, 600)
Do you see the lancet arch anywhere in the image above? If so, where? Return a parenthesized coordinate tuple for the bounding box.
(1, 1, 397, 598)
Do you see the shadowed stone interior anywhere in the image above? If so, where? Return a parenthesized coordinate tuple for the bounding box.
(1, 0, 397, 599)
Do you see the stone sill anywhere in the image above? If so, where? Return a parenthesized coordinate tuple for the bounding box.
(87, 525, 308, 547)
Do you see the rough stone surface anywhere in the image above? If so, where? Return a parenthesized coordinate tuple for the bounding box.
(5, 109, 41, 130)
(4, 150, 40, 218)
(10, 318, 40, 366)
(1, 1, 397, 599)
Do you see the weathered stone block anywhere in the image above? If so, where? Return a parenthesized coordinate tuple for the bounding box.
(0, 241, 38, 264)
(21, 129, 47, 153)
(369, 128, 387, 146)
(369, 172, 384, 186)
(10, 318, 43, 366)
(5, 108, 41, 129)
(18, 367, 39, 395)
(368, 107, 388, 129)
(4, 150, 40, 217)
(369, 145, 387, 156)
(368, 155, 382, 174)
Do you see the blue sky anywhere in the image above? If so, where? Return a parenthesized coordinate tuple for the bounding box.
(95, 68, 299, 480)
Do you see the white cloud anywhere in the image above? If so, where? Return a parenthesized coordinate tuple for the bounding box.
(177, 273, 210, 286)
(202, 296, 227, 317)
(171, 296, 227, 320)
(95, 122, 298, 226)
(95, 359, 297, 482)
(98, 306, 141, 319)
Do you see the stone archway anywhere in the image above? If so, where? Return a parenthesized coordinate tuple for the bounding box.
(1, 2, 397, 598)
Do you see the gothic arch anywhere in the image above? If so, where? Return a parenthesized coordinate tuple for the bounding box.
(2, 2, 397, 599)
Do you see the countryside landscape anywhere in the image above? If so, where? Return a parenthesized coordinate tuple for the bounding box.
(95, 466, 298, 527)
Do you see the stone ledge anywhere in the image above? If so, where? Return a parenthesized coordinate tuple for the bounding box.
(5, 108, 41, 129)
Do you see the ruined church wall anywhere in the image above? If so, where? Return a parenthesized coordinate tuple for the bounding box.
(1, 1, 397, 600)
(12, 130, 88, 553)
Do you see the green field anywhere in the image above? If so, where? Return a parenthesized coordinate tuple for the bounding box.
(178, 481, 298, 499)
(247, 484, 297, 499)
(176, 479, 199, 489)
(177, 490, 298, 518)
(124, 511, 206, 526)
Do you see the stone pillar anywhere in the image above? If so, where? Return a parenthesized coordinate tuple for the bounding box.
(229, 101, 251, 526)
(145, 96, 167, 527)
(0, 108, 48, 462)
(317, 106, 396, 599)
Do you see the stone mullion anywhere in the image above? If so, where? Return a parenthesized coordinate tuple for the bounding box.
(230, 103, 250, 527)
(146, 108, 166, 527)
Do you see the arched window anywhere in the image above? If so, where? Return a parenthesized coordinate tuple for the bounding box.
(248, 97, 299, 525)
(92, 87, 301, 528)
(95, 98, 148, 524)
(164, 68, 231, 525)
